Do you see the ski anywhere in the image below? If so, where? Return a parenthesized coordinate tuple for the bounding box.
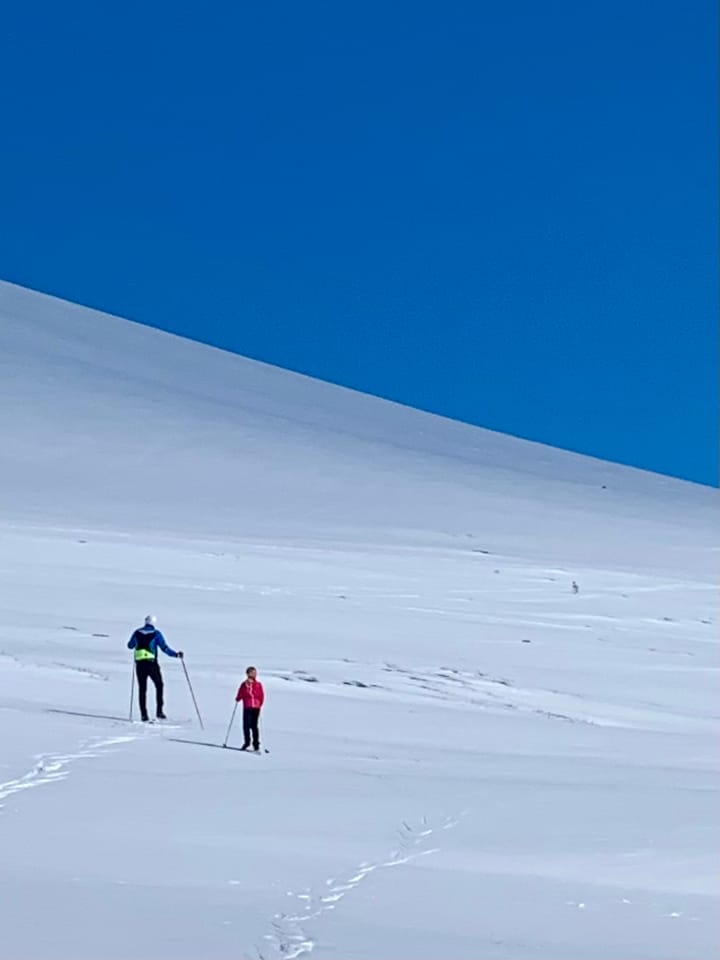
(168, 737, 268, 753)
(47, 708, 187, 727)
(47, 708, 142, 723)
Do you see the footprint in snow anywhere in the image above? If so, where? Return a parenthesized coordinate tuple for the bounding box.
(0, 736, 135, 811)
(251, 813, 465, 959)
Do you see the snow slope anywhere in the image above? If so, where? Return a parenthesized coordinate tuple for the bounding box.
(0, 279, 717, 960)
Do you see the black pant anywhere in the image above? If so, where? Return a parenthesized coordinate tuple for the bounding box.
(136, 660, 164, 719)
(243, 707, 261, 749)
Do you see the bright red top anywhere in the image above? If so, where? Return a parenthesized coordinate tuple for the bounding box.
(236, 679, 265, 708)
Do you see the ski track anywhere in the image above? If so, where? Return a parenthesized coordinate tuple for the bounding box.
(0, 735, 136, 811)
(252, 814, 464, 960)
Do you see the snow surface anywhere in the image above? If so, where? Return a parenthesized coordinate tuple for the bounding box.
(0, 279, 717, 960)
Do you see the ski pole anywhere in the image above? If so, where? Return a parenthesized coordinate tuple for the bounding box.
(129, 660, 135, 721)
(222, 701, 238, 748)
(180, 657, 204, 730)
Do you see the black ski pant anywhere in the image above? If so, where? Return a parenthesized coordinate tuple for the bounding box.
(135, 659, 164, 719)
(243, 707, 261, 749)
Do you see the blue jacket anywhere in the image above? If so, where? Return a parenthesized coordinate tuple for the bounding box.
(127, 625, 179, 659)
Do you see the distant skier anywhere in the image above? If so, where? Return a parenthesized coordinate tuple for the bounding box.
(128, 616, 183, 722)
(572, 581, 579, 595)
(235, 666, 265, 751)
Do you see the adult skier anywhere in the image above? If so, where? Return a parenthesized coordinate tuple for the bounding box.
(235, 666, 265, 751)
(128, 616, 183, 722)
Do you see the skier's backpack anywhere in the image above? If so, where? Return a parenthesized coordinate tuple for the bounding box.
(133, 628, 157, 661)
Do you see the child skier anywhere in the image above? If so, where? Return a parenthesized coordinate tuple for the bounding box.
(235, 666, 265, 751)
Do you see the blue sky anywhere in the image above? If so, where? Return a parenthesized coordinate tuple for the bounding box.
(1, 1, 717, 485)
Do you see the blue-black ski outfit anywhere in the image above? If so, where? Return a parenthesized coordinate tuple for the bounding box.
(128, 624, 179, 721)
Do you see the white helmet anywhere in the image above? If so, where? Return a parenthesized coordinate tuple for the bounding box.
(144, 615, 157, 626)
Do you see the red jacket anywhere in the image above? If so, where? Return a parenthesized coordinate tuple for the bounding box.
(236, 679, 265, 709)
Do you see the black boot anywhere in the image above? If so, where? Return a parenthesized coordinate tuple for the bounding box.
(156, 711, 167, 720)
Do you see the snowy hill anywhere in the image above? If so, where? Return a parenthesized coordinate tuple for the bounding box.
(0, 279, 717, 960)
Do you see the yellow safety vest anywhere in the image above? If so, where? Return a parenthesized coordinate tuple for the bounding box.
(134, 648, 156, 661)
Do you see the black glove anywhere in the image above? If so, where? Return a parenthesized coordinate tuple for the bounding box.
(177, 650, 184, 659)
